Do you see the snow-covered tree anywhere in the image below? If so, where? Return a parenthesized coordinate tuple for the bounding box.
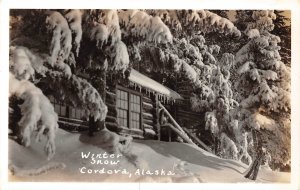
(234, 10, 291, 179)
(130, 10, 242, 159)
(8, 9, 175, 158)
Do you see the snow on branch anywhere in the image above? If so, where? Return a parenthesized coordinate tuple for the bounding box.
(246, 29, 260, 39)
(71, 75, 108, 121)
(205, 111, 219, 135)
(64, 9, 83, 56)
(153, 10, 182, 30)
(100, 10, 122, 44)
(218, 53, 234, 71)
(11, 46, 72, 80)
(118, 10, 172, 43)
(152, 10, 241, 37)
(10, 47, 36, 80)
(10, 46, 47, 80)
(111, 41, 129, 73)
(48, 72, 107, 122)
(248, 112, 277, 131)
(257, 80, 276, 103)
(90, 23, 109, 47)
(46, 11, 72, 65)
(270, 87, 290, 112)
(89, 9, 121, 46)
(245, 10, 276, 35)
(237, 61, 254, 74)
(9, 73, 58, 159)
(220, 133, 238, 160)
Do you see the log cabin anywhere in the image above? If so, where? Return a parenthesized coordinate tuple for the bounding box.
(49, 69, 211, 151)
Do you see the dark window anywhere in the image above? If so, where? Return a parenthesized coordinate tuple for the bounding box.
(116, 89, 141, 129)
(116, 89, 128, 128)
(49, 96, 84, 120)
(130, 94, 141, 129)
(49, 96, 67, 117)
(69, 106, 84, 120)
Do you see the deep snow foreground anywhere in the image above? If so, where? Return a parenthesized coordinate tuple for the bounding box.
(8, 128, 290, 183)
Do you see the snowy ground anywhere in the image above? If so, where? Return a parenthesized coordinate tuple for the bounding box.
(8, 128, 290, 183)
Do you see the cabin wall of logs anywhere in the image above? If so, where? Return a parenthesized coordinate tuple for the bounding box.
(105, 79, 159, 139)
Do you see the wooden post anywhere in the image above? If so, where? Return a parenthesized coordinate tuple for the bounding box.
(168, 128, 172, 142)
(155, 93, 161, 141)
(162, 123, 195, 145)
(158, 102, 189, 135)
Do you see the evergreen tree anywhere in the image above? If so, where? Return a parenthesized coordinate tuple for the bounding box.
(139, 10, 242, 158)
(234, 10, 291, 179)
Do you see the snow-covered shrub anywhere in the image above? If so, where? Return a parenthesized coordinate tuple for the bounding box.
(237, 132, 253, 165)
(9, 73, 58, 159)
(220, 133, 238, 160)
(205, 111, 219, 136)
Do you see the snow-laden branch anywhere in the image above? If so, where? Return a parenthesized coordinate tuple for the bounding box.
(89, 10, 121, 46)
(152, 10, 241, 37)
(65, 9, 83, 56)
(246, 112, 277, 131)
(10, 46, 47, 80)
(9, 73, 58, 159)
(48, 72, 108, 122)
(46, 11, 72, 64)
(110, 41, 129, 73)
(118, 10, 172, 43)
(245, 10, 276, 35)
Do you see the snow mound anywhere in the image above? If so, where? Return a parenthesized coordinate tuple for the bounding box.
(9, 128, 290, 183)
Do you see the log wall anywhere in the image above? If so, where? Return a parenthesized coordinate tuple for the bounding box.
(105, 83, 157, 139)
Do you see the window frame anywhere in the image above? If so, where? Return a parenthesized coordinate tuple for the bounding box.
(116, 85, 143, 131)
(49, 95, 84, 120)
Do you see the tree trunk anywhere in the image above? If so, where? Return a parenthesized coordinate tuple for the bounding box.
(244, 130, 263, 180)
(89, 70, 107, 136)
(214, 136, 220, 156)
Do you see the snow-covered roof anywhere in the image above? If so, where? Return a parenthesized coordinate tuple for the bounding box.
(128, 69, 183, 101)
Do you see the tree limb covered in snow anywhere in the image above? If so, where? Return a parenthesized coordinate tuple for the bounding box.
(9, 73, 58, 159)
